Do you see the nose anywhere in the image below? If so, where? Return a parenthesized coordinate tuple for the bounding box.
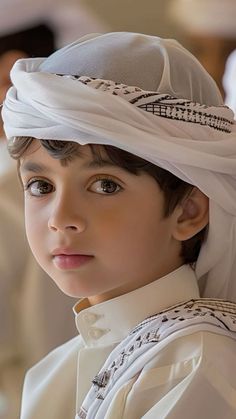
(48, 193, 87, 233)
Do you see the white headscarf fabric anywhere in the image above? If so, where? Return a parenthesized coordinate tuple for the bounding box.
(2, 32, 236, 302)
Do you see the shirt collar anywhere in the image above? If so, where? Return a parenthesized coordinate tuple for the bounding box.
(73, 264, 200, 348)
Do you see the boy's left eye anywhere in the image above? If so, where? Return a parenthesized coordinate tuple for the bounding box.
(89, 178, 122, 194)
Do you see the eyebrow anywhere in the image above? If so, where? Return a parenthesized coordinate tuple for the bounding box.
(83, 159, 119, 169)
(20, 158, 119, 174)
(20, 162, 51, 174)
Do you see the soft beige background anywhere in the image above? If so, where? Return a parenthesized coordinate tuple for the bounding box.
(84, 0, 184, 41)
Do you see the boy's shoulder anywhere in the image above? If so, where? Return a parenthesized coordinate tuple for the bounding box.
(24, 335, 82, 390)
(21, 336, 82, 419)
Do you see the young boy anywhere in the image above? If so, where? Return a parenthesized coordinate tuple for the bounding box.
(2, 32, 236, 419)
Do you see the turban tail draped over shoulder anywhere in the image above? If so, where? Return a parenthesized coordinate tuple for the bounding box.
(2, 32, 236, 302)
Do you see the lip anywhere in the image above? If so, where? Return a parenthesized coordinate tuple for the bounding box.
(53, 254, 94, 270)
(52, 248, 94, 270)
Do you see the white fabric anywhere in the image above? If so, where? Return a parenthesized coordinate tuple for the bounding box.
(19, 266, 236, 419)
(224, 49, 236, 117)
(2, 33, 236, 303)
(169, 0, 236, 38)
(0, 0, 108, 47)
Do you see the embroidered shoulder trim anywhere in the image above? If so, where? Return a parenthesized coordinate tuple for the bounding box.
(130, 298, 236, 335)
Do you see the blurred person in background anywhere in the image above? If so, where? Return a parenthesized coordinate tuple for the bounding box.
(0, 0, 108, 48)
(0, 3, 108, 418)
(223, 49, 236, 117)
(168, 0, 236, 97)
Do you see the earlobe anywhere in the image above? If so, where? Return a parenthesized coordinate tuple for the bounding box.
(173, 188, 209, 241)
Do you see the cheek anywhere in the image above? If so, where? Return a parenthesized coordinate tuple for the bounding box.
(24, 203, 46, 256)
(98, 204, 169, 258)
(126, 216, 170, 258)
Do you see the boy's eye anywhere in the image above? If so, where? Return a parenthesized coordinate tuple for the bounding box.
(89, 178, 122, 194)
(26, 179, 54, 196)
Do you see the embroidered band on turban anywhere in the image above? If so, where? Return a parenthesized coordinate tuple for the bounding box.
(2, 32, 236, 302)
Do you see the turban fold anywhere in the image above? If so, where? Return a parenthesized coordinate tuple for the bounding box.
(2, 32, 236, 302)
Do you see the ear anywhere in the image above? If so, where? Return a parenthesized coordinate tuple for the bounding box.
(172, 188, 209, 241)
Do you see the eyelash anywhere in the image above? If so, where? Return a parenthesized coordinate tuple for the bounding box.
(89, 176, 122, 195)
(24, 176, 123, 197)
(24, 178, 54, 197)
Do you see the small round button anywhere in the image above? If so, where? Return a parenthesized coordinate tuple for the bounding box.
(88, 328, 104, 340)
(83, 313, 98, 324)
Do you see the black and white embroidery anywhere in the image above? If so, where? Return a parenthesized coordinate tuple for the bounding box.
(130, 298, 236, 335)
(76, 407, 87, 419)
(57, 74, 232, 133)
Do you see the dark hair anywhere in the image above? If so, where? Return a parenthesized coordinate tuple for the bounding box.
(0, 24, 55, 57)
(9, 137, 207, 264)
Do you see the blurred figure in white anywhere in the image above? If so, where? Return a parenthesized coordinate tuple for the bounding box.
(0, 0, 109, 48)
(168, 0, 236, 97)
(0, 3, 108, 417)
(223, 49, 236, 117)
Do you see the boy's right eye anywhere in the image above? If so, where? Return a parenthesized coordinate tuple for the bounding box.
(25, 179, 55, 197)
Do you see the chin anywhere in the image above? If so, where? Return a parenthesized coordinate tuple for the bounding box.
(53, 279, 96, 299)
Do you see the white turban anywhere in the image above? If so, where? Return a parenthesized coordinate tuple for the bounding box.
(169, 0, 236, 38)
(2, 32, 236, 302)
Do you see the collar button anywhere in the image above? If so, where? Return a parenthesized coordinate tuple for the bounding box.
(83, 313, 98, 324)
(88, 327, 105, 340)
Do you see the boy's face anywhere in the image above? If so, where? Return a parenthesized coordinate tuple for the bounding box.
(20, 141, 183, 305)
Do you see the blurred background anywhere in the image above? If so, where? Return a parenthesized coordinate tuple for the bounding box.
(0, 1, 235, 418)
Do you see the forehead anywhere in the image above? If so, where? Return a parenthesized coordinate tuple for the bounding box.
(19, 139, 122, 175)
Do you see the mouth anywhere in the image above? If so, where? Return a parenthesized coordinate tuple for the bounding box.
(52, 249, 94, 270)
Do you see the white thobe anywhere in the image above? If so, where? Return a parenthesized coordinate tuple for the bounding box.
(20, 265, 236, 419)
